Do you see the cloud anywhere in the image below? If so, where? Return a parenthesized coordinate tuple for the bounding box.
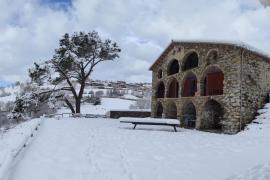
(0, 0, 270, 83)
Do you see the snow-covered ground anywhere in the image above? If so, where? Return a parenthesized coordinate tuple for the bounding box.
(0, 119, 41, 180)
(4, 103, 270, 180)
(226, 163, 270, 180)
(0, 85, 19, 104)
(58, 97, 135, 115)
(0, 94, 16, 103)
(122, 94, 139, 100)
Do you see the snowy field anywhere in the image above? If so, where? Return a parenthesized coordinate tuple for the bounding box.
(4, 103, 270, 180)
(58, 97, 135, 115)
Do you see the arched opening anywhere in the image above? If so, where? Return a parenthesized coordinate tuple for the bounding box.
(156, 102, 163, 118)
(167, 59, 179, 75)
(206, 50, 218, 65)
(203, 100, 223, 130)
(182, 102, 196, 128)
(182, 52, 199, 71)
(156, 82, 165, 98)
(158, 69, 163, 79)
(182, 73, 197, 97)
(167, 78, 179, 98)
(166, 102, 177, 119)
(201, 66, 224, 96)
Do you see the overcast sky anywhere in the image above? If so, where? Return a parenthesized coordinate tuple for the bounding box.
(0, 0, 270, 84)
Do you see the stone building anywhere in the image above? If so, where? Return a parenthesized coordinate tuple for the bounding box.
(150, 41, 270, 134)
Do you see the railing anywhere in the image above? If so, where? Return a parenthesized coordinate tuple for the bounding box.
(44, 113, 106, 119)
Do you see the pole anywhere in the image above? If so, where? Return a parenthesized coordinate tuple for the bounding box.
(240, 48, 245, 131)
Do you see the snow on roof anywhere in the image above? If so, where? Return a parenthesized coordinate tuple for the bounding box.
(149, 40, 270, 70)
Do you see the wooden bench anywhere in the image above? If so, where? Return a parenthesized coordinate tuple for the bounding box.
(120, 119, 180, 132)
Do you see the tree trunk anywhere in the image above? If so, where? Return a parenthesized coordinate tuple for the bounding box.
(75, 98, 81, 113)
(76, 78, 86, 114)
(65, 98, 75, 114)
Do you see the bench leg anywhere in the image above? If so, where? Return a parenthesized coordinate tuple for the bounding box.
(173, 126, 177, 132)
(133, 124, 137, 129)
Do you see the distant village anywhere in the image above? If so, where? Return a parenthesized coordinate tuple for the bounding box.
(85, 79, 151, 98)
(0, 79, 152, 116)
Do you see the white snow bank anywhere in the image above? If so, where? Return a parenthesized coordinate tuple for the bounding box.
(0, 119, 42, 180)
(122, 94, 138, 100)
(58, 97, 135, 115)
(120, 117, 180, 124)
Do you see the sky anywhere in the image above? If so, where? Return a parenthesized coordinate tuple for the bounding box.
(0, 0, 270, 84)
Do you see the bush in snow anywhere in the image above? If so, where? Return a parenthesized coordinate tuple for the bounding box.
(93, 97, 101, 106)
(95, 90, 104, 97)
(7, 111, 24, 121)
(106, 87, 124, 97)
(8, 84, 64, 119)
(88, 90, 94, 95)
(84, 96, 101, 105)
(130, 89, 151, 110)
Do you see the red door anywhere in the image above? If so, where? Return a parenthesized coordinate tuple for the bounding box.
(206, 72, 224, 95)
(183, 78, 197, 97)
(168, 81, 179, 98)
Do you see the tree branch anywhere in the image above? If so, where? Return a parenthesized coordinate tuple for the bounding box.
(52, 61, 78, 99)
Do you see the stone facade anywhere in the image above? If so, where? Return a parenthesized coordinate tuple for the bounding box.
(150, 41, 270, 134)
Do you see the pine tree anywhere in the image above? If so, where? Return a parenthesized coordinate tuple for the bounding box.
(29, 31, 121, 113)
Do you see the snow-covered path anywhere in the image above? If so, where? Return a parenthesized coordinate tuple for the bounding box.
(8, 114, 270, 180)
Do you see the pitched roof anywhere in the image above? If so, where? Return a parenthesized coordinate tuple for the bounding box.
(149, 40, 270, 71)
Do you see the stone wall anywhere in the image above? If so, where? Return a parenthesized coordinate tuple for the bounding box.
(109, 110, 151, 119)
(151, 42, 270, 134)
(241, 51, 270, 127)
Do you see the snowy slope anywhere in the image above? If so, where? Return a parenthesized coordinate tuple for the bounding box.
(58, 97, 135, 115)
(224, 103, 270, 180)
